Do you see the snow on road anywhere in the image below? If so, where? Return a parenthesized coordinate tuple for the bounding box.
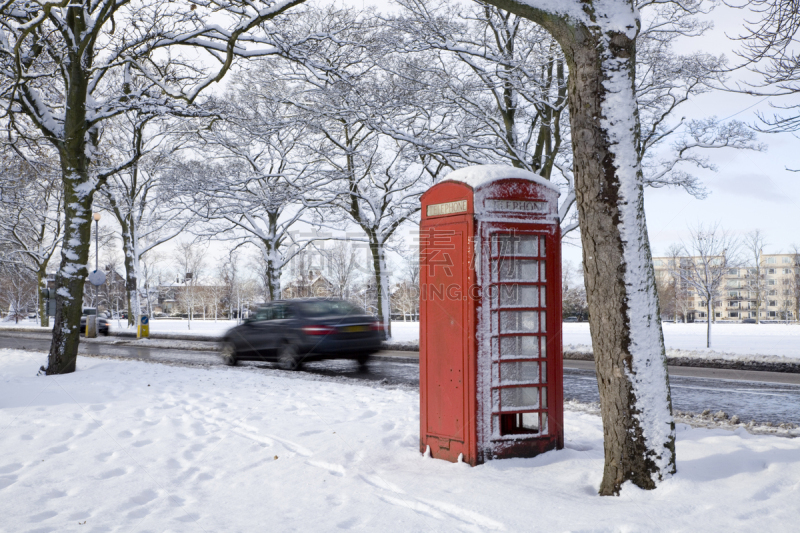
(2, 349, 799, 531)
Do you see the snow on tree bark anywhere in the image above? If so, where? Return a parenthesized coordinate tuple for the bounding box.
(478, 0, 675, 494)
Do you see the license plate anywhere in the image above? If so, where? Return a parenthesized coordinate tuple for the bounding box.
(342, 325, 368, 333)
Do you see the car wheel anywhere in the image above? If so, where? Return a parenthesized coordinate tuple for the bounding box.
(221, 342, 238, 366)
(277, 342, 301, 371)
(356, 354, 371, 371)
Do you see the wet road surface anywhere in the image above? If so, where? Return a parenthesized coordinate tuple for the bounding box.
(3, 332, 799, 425)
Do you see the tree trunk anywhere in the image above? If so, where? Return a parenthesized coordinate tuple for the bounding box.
(479, 0, 676, 494)
(37, 268, 49, 328)
(707, 300, 713, 348)
(368, 234, 392, 338)
(550, 10, 676, 495)
(122, 235, 138, 327)
(47, 13, 98, 374)
(48, 168, 94, 374)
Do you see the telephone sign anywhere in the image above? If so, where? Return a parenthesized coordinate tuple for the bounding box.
(419, 165, 564, 466)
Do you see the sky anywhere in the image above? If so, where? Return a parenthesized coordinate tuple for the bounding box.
(92, 0, 799, 284)
(351, 0, 799, 268)
(640, 4, 800, 260)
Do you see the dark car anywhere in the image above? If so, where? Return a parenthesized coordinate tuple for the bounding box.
(79, 314, 109, 335)
(220, 299, 384, 370)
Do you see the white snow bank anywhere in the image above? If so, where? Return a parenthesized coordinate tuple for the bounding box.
(2, 349, 799, 531)
(0, 320, 52, 330)
(443, 164, 560, 192)
(388, 321, 419, 344)
(108, 319, 236, 337)
(391, 321, 800, 361)
(563, 322, 800, 360)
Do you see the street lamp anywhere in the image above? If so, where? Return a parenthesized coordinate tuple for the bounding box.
(88, 213, 106, 289)
(93, 212, 101, 272)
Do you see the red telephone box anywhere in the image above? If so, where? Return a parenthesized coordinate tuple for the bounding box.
(419, 165, 563, 466)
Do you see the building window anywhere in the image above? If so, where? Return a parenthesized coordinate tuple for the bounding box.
(784, 268, 792, 274)
(768, 268, 776, 274)
(769, 300, 777, 307)
(750, 312, 758, 318)
(768, 311, 777, 317)
(729, 312, 739, 318)
(768, 280, 776, 286)
(782, 257, 791, 264)
(729, 268, 738, 275)
(715, 312, 721, 318)
(767, 257, 776, 264)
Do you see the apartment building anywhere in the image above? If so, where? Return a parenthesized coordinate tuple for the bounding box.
(653, 253, 799, 322)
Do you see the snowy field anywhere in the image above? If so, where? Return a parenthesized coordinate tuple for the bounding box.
(562, 322, 800, 360)
(4, 319, 800, 361)
(394, 321, 800, 360)
(2, 349, 800, 532)
(109, 319, 236, 337)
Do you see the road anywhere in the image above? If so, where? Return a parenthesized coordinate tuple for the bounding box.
(2, 332, 799, 426)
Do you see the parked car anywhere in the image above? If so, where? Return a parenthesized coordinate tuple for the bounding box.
(220, 299, 384, 370)
(80, 308, 110, 333)
(563, 316, 579, 322)
(79, 314, 109, 335)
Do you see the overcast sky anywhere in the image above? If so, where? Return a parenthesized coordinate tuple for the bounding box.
(123, 0, 798, 282)
(359, 0, 800, 269)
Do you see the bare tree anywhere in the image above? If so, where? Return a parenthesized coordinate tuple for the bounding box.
(727, 0, 800, 140)
(0, 150, 63, 326)
(319, 240, 360, 300)
(206, 270, 228, 322)
(392, 248, 420, 321)
(743, 230, 768, 323)
(271, 7, 440, 337)
(390, 0, 761, 240)
(173, 242, 206, 330)
(673, 224, 739, 348)
(181, 73, 327, 301)
(0, 262, 37, 323)
(791, 245, 800, 322)
(97, 113, 192, 326)
(0, 0, 308, 374)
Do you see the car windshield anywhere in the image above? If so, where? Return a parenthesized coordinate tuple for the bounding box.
(298, 301, 366, 318)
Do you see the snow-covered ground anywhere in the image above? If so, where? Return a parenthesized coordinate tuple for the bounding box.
(390, 321, 800, 360)
(0, 318, 53, 329)
(563, 322, 800, 360)
(108, 319, 236, 337)
(2, 349, 799, 531)
(388, 320, 419, 345)
(5, 319, 800, 362)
